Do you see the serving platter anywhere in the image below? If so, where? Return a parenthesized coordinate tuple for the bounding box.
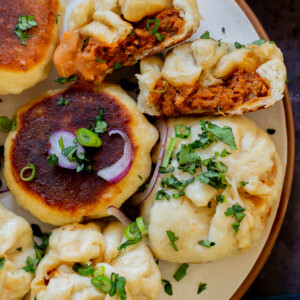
(0, 0, 295, 299)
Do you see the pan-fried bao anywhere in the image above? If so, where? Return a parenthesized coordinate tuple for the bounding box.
(0, 0, 64, 95)
(0, 202, 36, 299)
(140, 116, 284, 263)
(4, 83, 158, 226)
(54, 0, 201, 83)
(30, 222, 161, 300)
(137, 39, 286, 116)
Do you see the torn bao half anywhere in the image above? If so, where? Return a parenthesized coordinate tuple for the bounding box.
(136, 39, 287, 117)
(54, 0, 201, 83)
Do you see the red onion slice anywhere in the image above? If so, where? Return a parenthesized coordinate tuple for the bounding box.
(48, 130, 85, 170)
(107, 206, 132, 226)
(131, 119, 169, 206)
(97, 130, 133, 184)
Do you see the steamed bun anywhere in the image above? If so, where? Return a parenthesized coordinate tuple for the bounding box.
(31, 222, 161, 300)
(141, 116, 283, 263)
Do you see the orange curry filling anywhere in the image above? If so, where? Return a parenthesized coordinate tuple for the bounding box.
(149, 70, 270, 116)
(55, 8, 185, 82)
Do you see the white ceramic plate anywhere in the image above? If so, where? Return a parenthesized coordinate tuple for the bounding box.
(0, 0, 292, 299)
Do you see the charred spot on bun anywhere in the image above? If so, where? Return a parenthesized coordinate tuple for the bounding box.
(0, 0, 65, 95)
(4, 83, 158, 225)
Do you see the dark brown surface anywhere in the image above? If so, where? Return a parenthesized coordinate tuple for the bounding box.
(242, 0, 300, 298)
(0, 0, 58, 71)
(11, 84, 130, 212)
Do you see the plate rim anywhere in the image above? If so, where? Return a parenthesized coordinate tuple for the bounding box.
(231, 1, 295, 299)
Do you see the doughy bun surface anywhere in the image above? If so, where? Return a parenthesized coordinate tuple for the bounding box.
(141, 116, 284, 263)
(4, 83, 158, 225)
(137, 39, 286, 116)
(0, 202, 36, 300)
(54, 0, 201, 83)
(30, 222, 161, 300)
(0, 0, 64, 95)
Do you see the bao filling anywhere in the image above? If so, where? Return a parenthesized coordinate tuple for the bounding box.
(55, 8, 185, 82)
(10, 84, 132, 211)
(149, 70, 270, 116)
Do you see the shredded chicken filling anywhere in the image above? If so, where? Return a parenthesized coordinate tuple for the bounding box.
(149, 70, 270, 116)
(55, 8, 185, 81)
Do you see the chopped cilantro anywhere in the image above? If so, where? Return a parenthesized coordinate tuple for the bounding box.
(200, 120, 237, 150)
(241, 181, 249, 187)
(216, 194, 226, 203)
(161, 174, 194, 191)
(235, 42, 245, 49)
(222, 27, 225, 34)
(114, 62, 123, 70)
(199, 240, 215, 248)
(95, 58, 106, 63)
(16, 247, 22, 252)
(55, 13, 61, 24)
(166, 230, 179, 251)
(173, 263, 189, 282)
(159, 167, 175, 174)
(14, 15, 38, 45)
(176, 144, 202, 175)
(56, 96, 69, 106)
(286, 78, 290, 83)
(220, 149, 230, 157)
(47, 154, 58, 167)
(269, 41, 275, 44)
(0, 257, 5, 270)
(138, 183, 149, 193)
(225, 204, 246, 233)
(162, 279, 173, 296)
(197, 283, 207, 294)
(200, 31, 210, 39)
(55, 75, 78, 84)
(23, 257, 39, 273)
(89, 108, 107, 135)
(138, 175, 142, 180)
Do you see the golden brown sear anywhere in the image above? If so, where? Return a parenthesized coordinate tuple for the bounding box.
(54, 8, 185, 82)
(10, 84, 131, 212)
(0, 0, 59, 72)
(149, 70, 270, 116)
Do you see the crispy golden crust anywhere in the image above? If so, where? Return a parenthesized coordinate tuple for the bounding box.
(0, 0, 64, 94)
(4, 83, 158, 225)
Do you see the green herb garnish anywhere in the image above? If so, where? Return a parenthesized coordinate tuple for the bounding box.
(20, 163, 36, 181)
(95, 58, 106, 63)
(14, 15, 38, 45)
(240, 181, 249, 187)
(162, 279, 173, 296)
(57, 96, 69, 106)
(199, 240, 215, 248)
(159, 167, 175, 174)
(55, 75, 78, 84)
(55, 13, 61, 24)
(222, 27, 225, 33)
(161, 174, 194, 192)
(0, 257, 5, 270)
(23, 257, 39, 273)
(252, 39, 266, 45)
(200, 31, 210, 39)
(175, 124, 191, 139)
(161, 137, 177, 168)
(220, 149, 230, 157)
(47, 154, 58, 166)
(173, 263, 189, 282)
(216, 194, 226, 203)
(197, 283, 207, 294)
(16, 247, 22, 252)
(176, 144, 202, 175)
(225, 204, 246, 233)
(267, 128, 276, 135)
(166, 230, 179, 251)
(114, 62, 123, 70)
(155, 189, 170, 200)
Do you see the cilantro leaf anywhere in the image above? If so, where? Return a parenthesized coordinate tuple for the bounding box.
(216, 194, 226, 203)
(225, 204, 246, 233)
(0, 257, 5, 270)
(240, 180, 249, 187)
(155, 189, 170, 200)
(23, 257, 39, 273)
(56, 96, 69, 106)
(200, 31, 210, 39)
(14, 15, 38, 45)
(55, 75, 78, 84)
(47, 154, 58, 167)
(198, 283, 207, 294)
(235, 42, 245, 49)
(201, 121, 237, 150)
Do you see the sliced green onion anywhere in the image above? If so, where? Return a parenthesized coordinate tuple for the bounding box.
(94, 266, 105, 277)
(155, 32, 165, 41)
(136, 216, 148, 235)
(91, 276, 112, 293)
(116, 276, 127, 300)
(146, 19, 160, 34)
(20, 163, 36, 181)
(175, 124, 191, 139)
(76, 128, 102, 148)
(59, 136, 65, 150)
(150, 80, 168, 93)
(124, 222, 139, 240)
(161, 137, 176, 168)
(252, 39, 266, 45)
(173, 263, 189, 282)
(77, 264, 94, 276)
(0, 116, 12, 133)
